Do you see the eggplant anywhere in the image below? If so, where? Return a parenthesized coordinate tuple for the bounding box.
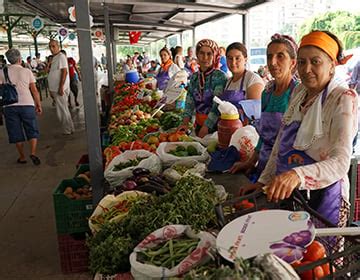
(132, 168, 151, 177)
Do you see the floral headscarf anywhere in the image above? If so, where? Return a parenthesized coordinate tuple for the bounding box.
(195, 39, 220, 91)
(196, 39, 220, 70)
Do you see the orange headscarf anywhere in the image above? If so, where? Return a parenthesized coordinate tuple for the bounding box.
(159, 47, 174, 72)
(299, 31, 352, 65)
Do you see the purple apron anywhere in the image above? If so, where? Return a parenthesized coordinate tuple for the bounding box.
(192, 75, 216, 133)
(256, 79, 297, 174)
(193, 75, 214, 116)
(220, 71, 246, 107)
(275, 86, 342, 226)
(156, 70, 170, 91)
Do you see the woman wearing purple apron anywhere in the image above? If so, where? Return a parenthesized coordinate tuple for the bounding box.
(205, 42, 264, 132)
(155, 47, 180, 91)
(246, 31, 357, 227)
(231, 35, 298, 180)
(182, 39, 227, 137)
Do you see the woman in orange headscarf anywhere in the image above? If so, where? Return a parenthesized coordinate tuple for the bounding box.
(156, 47, 180, 90)
(241, 30, 357, 228)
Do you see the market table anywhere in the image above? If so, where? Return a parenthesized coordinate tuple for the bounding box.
(206, 172, 250, 196)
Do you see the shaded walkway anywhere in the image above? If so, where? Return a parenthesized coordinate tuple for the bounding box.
(0, 88, 92, 279)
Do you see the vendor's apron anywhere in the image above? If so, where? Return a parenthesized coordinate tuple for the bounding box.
(275, 87, 342, 226)
(220, 71, 246, 108)
(193, 75, 214, 128)
(256, 79, 297, 176)
(156, 70, 170, 91)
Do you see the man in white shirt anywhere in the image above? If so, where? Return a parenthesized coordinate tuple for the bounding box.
(47, 39, 74, 135)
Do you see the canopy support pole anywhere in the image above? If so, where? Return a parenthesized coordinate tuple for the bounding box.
(74, 0, 104, 205)
(104, 5, 114, 93)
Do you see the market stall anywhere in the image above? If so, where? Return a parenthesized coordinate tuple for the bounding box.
(52, 76, 360, 279)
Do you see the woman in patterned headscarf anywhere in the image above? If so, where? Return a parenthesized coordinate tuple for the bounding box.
(182, 39, 227, 137)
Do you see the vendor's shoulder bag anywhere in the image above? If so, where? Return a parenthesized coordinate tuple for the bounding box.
(0, 66, 18, 106)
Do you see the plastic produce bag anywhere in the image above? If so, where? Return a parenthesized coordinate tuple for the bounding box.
(229, 125, 259, 161)
(130, 225, 216, 279)
(163, 70, 188, 103)
(213, 96, 238, 117)
(156, 142, 209, 167)
(104, 150, 161, 187)
(191, 131, 218, 147)
(89, 191, 148, 234)
(162, 159, 206, 185)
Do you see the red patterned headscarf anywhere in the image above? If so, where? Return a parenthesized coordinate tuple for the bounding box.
(195, 39, 220, 91)
(196, 39, 220, 70)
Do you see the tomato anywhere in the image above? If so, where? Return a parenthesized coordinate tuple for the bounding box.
(303, 241, 326, 262)
(298, 261, 324, 280)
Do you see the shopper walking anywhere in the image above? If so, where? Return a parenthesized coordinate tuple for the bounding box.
(47, 40, 74, 135)
(1, 48, 42, 165)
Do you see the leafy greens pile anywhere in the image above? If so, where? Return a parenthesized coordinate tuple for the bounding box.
(88, 175, 220, 275)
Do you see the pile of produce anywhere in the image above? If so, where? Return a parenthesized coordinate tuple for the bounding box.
(183, 258, 270, 280)
(159, 111, 183, 131)
(168, 145, 200, 157)
(137, 237, 199, 269)
(117, 168, 170, 195)
(63, 185, 92, 200)
(113, 156, 149, 171)
(89, 191, 148, 233)
(109, 118, 159, 145)
(88, 175, 220, 275)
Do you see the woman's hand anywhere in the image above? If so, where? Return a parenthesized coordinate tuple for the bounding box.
(238, 182, 264, 196)
(197, 125, 209, 138)
(265, 170, 300, 202)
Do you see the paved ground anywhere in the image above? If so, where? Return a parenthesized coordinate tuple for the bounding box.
(0, 87, 92, 280)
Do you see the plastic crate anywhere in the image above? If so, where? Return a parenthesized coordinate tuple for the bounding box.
(57, 232, 89, 274)
(357, 164, 360, 198)
(355, 198, 360, 222)
(53, 179, 93, 234)
(74, 164, 90, 178)
(216, 190, 360, 279)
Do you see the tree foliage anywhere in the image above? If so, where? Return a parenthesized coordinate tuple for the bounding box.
(298, 11, 360, 49)
(116, 45, 149, 60)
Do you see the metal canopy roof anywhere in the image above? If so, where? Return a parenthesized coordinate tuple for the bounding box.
(9, 0, 269, 45)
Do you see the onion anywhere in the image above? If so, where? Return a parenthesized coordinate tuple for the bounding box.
(122, 180, 137, 190)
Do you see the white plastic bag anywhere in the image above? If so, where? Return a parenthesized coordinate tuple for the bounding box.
(191, 131, 218, 147)
(130, 225, 216, 279)
(163, 70, 188, 104)
(156, 142, 209, 167)
(213, 96, 238, 116)
(104, 150, 161, 187)
(229, 125, 259, 161)
(162, 159, 206, 184)
(89, 191, 148, 234)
